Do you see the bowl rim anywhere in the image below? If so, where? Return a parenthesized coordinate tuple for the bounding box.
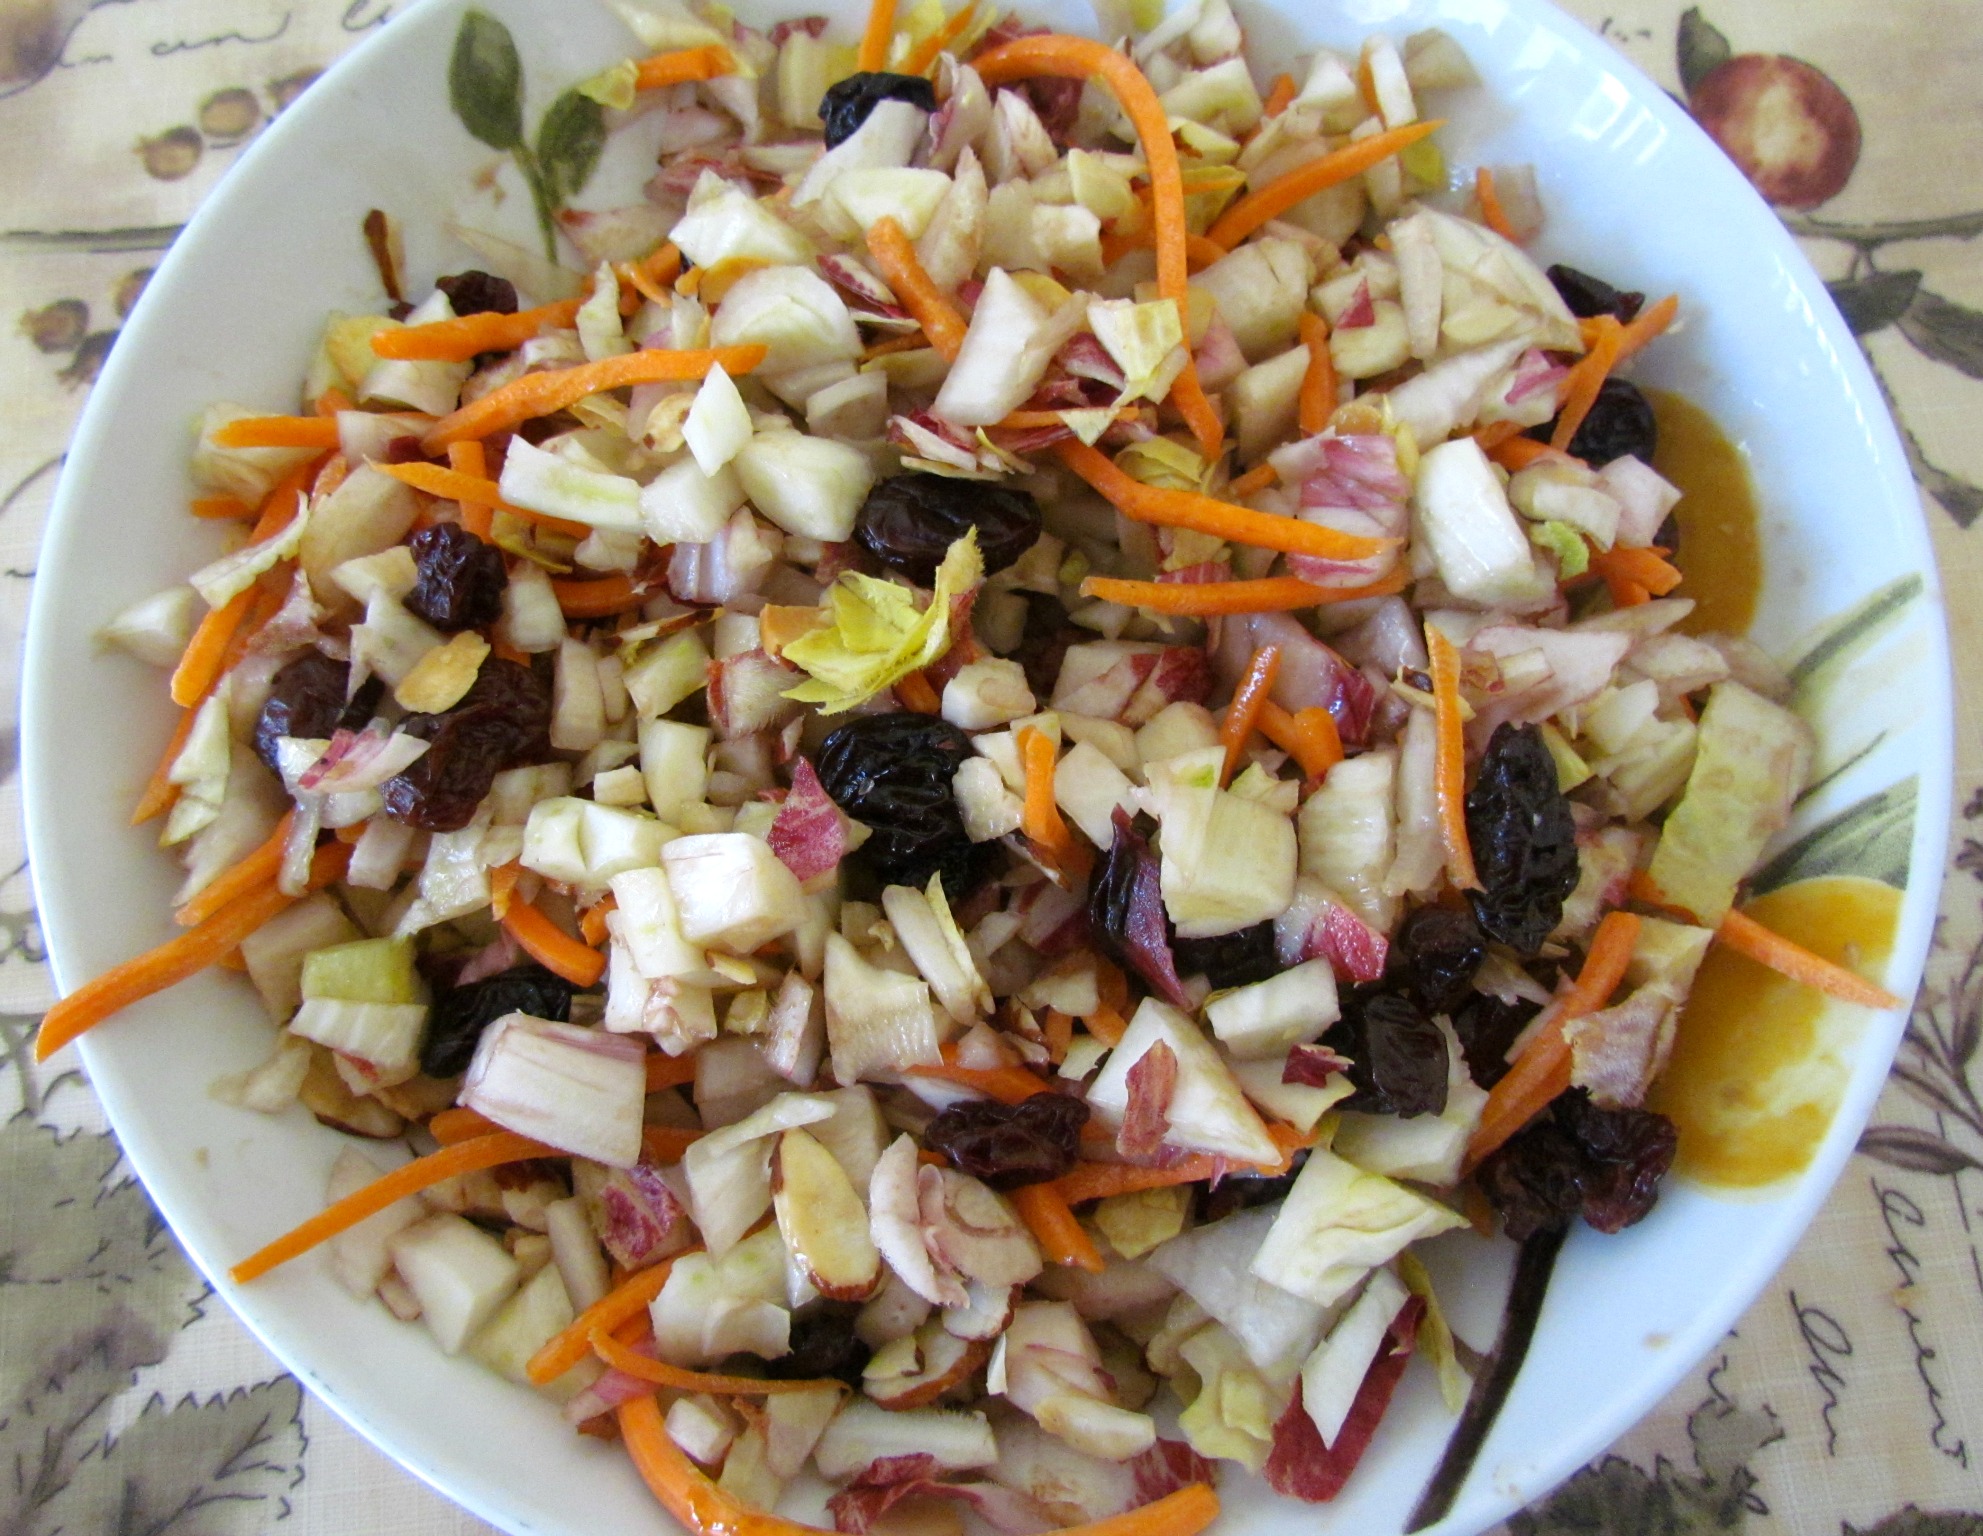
(20, 0, 1955, 1531)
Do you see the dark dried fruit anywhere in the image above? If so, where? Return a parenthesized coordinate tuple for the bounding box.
(1088, 810, 1189, 1009)
(1465, 723, 1580, 955)
(436, 269, 518, 316)
(382, 658, 552, 831)
(1529, 377, 1657, 466)
(1389, 905, 1485, 1014)
(252, 651, 384, 773)
(763, 1304, 872, 1387)
(925, 1093, 1089, 1190)
(1197, 1151, 1308, 1223)
(404, 522, 509, 632)
(856, 473, 1043, 586)
(1172, 922, 1279, 990)
(1544, 264, 1644, 324)
(1476, 1090, 1677, 1239)
(1014, 591, 1080, 700)
(1449, 992, 1541, 1089)
(421, 963, 573, 1077)
(819, 72, 937, 148)
(1328, 991, 1449, 1118)
(814, 713, 993, 899)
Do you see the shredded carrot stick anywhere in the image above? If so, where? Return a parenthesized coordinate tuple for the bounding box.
(1018, 724, 1088, 878)
(229, 1129, 554, 1285)
(864, 217, 968, 363)
(905, 2, 977, 74)
(422, 345, 767, 451)
(501, 897, 607, 988)
(1052, 1158, 1224, 1205)
(1259, 700, 1343, 780)
(1096, 227, 1230, 272)
(1615, 294, 1679, 364)
(1715, 908, 1904, 1010)
(132, 705, 202, 825)
(1219, 646, 1281, 786)
(860, 330, 930, 361)
(1551, 315, 1624, 453)
(1625, 870, 1700, 922)
(582, 893, 619, 949)
(550, 573, 646, 618)
(642, 1125, 703, 1162)
(1205, 120, 1442, 250)
(375, 460, 591, 538)
(428, 1106, 500, 1144)
(371, 297, 586, 362)
(894, 670, 941, 713)
(591, 1331, 838, 1394)
(1041, 1008, 1074, 1064)
(646, 1051, 699, 1092)
(1471, 419, 1527, 451)
(1296, 311, 1337, 436)
(906, 1060, 1055, 1104)
(1262, 71, 1296, 117)
(530, 1253, 697, 1385)
(1465, 910, 1641, 1170)
(175, 811, 295, 927)
(996, 406, 1144, 431)
(633, 43, 733, 90)
(35, 842, 350, 1063)
(1011, 1183, 1105, 1272)
(487, 860, 520, 921)
(448, 440, 494, 540)
(1228, 462, 1278, 497)
(974, 35, 1219, 456)
(618, 243, 684, 307)
(210, 415, 342, 450)
(168, 584, 258, 708)
(315, 386, 355, 416)
(858, 0, 897, 69)
(1589, 545, 1683, 606)
(1057, 440, 1395, 561)
(1080, 568, 1408, 615)
(1425, 623, 1480, 892)
(190, 494, 254, 520)
(1474, 166, 1518, 241)
(1483, 435, 1581, 474)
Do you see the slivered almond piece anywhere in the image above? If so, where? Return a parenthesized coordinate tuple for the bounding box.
(774, 1128, 882, 1302)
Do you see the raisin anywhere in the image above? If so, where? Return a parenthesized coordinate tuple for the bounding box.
(404, 522, 509, 632)
(1530, 377, 1657, 466)
(1172, 922, 1279, 990)
(1088, 810, 1188, 1008)
(1465, 723, 1580, 956)
(1390, 905, 1485, 1013)
(1544, 264, 1644, 324)
(763, 1304, 872, 1386)
(1475, 1116, 1587, 1241)
(1450, 992, 1540, 1088)
(1328, 990, 1449, 1118)
(382, 658, 552, 831)
(421, 963, 573, 1077)
(856, 473, 1044, 586)
(925, 1094, 1089, 1190)
(819, 72, 937, 148)
(1196, 1151, 1308, 1223)
(1014, 591, 1079, 701)
(253, 651, 384, 773)
(1477, 1091, 1677, 1239)
(435, 270, 518, 316)
(814, 714, 993, 899)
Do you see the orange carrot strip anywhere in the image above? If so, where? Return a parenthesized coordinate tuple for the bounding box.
(647, 1051, 699, 1092)
(582, 893, 619, 949)
(1018, 724, 1088, 877)
(375, 460, 591, 538)
(501, 898, 607, 988)
(858, 0, 897, 69)
(1219, 645, 1281, 786)
(1259, 700, 1343, 780)
(906, 1060, 1056, 1105)
(168, 584, 257, 708)
(1012, 1183, 1106, 1272)
(1052, 1158, 1225, 1205)
(1626, 869, 1696, 919)
(642, 1125, 704, 1162)
(175, 811, 295, 927)
(210, 415, 341, 450)
(530, 1253, 697, 1385)
(861, 330, 931, 361)
(1465, 910, 1642, 1169)
(895, 670, 941, 713)
(488, 860, 520, 921)
(1590, 545, 1683, 606)
(1484, 435, 1581, 473)
(190, 495, 254, 520)
(448, 440, 494, 540)
(1205, 120, 1443, 250)
(371, 298, 586, 362)
(429, 1106, 500, 1144)
(1042, 1008, 1074, 1064)
(1080, 568, 1408, 615)
(1474, 166, 1518, 241)
(618, 244, 684, 307)
(1262, 72, 1296, 117)
(865, 217, 968, 363)
(996, 406, 1144, 430)
(1083, 1004, 1128, 1047)
(1425, 623, 1480, 891)
(1168, 365, 1226, 462)
(551, 573, 646, 618)
(1615, 294, 1679, 364)
(1228, 462, 1278, 497)
(591, 1331, 839, 1394)
(1297, 311, 1336, 436)
(35, 842, 350, 1063)
(1551, 315, 1624, 453)
(132, 705, 203, 824)
(315, 386, 355, 416)
(905, 2, 977, 74)
(230, 1129, 554, 1285)
(1057, 440, 1395, 561)
(633, 44, 733, 90)
(1471, 419, 1527, 450)
(423, 346, 768, 451)
(1715, 908, 1903, 1010)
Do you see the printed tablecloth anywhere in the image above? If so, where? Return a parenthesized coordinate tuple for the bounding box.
(1, 2, 1978, 1533)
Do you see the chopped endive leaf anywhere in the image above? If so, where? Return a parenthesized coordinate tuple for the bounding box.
(1118, 436, 1209, 492)
(1396, 1252, 1469, 1413)
(1060, 407, 1118, 446)
(1400, 134, 1446, 191)
(1088, 297, 1188, 407)
(1529, 518, 1590, 578)
(188, 496, 312, 608)
(578, 59, 639, 111)
(782, 530, 982, 714)
(491, 511, 576, 573)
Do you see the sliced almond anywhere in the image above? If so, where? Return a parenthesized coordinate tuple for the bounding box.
(865, 1318, 994, 1411)
(942, 1280, 1018, 1342)
(774, 1128, 881, 1302)
(1035, 1392, 1157, 1462)
(919, 1167, 1044, 1290)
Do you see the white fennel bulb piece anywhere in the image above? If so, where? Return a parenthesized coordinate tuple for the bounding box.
(460, 1014, 648, 1167)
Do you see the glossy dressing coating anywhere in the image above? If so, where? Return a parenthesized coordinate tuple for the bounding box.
(1649, 389, 1763, 637)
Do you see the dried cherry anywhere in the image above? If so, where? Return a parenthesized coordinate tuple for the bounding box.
(381, 658, 552, 831)
(1465, 723, 1580, 955)
(1449, 992, 1541, 1089)
(1530, 377, 1657, 466)
(1389, 905, 1485, 1014)
(1544, 264, 1645, 324)
(1477, 1090, 1677, 1239)
(1197, 1151, 1309, 1222)
(1088, 810, 1188, 1009)
(814, 713, 992, 899)
(819, 72, 937, 148)
(856, 473, 1043, 586)
(421, 963, 573, 1077)
(1172, 922, 1279, 990)
(404, 522, 509, 632)
(1328, 991, 1449, 1118)
(924, 1093, 1089, 1190)
(763, 1304, 872, 1386)
(252, 651, 383, 773)
(1014, 591, 1080, 701)
(435, 270, 519, 317)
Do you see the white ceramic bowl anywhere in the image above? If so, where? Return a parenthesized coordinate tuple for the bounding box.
(23, 1, 1952, 1534)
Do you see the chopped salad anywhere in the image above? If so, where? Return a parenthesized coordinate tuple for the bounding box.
(63, 0, 1903, 1530)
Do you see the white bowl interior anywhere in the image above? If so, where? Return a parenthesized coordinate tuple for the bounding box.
(22, 0, 1951, 1534)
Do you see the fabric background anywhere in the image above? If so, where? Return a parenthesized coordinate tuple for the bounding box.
(0, 2, 1977, 1532)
